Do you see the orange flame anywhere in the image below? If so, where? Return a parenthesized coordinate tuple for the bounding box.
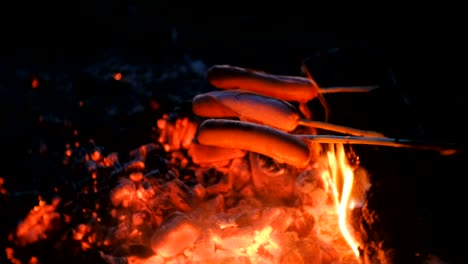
(322, 143, 360, 257)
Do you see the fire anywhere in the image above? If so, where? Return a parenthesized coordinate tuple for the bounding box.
(322, 143, 361, 257)
(10, 58, 438, 263)
(7, 115, 368, 264)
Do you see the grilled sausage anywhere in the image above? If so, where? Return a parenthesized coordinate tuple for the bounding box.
(196, 119, 311, 168)
(192, 90, 385, 137)
(192, 90, 299, 132)
(207, 64, 318, 103)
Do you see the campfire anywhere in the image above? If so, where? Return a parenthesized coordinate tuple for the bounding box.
(4, 64, 455, 264)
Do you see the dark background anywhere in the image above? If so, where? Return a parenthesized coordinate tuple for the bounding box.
(1, 3, 467, 263)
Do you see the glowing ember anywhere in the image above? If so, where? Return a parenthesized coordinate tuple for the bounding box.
(6, 65, 377, 263)
(113, 72, 122, 81)
(9, 122, 365, 263)
(15, 196, 61, 246)
(31, 78, 39, 89)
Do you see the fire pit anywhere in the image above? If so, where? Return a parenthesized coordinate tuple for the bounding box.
(2, 60, 461, 264)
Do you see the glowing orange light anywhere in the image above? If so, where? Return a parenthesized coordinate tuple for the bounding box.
(29, 256, 39, 264)
(323, 143, 361, 257)
(32, 78, 39, 89)
(113, 73, 122, 81)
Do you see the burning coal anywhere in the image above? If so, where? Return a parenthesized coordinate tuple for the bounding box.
(8, 138, 365, 263)
(7, 64, 447, 264)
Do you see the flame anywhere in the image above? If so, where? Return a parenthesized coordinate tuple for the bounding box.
(322, 143, 360, 257)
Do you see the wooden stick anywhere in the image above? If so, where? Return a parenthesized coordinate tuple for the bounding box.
(320, 85, 379, 94)
(297, 119, 386, 138)
(297, 135, 459, 155)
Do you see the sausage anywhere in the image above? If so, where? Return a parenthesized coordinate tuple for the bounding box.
(188, 141, 246, 165)
(207, 65, 318, 103)
(192, 91, 239, 118)
(192, 90, 300, 132)
(196, 119, 311, 168)
(192, 90, 386, 137)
